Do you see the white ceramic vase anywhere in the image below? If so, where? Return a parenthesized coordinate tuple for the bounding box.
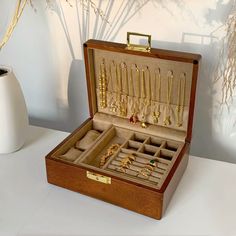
(0, 66, 28, 153)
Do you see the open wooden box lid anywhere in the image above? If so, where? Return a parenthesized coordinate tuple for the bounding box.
(83, 33, 201, 144)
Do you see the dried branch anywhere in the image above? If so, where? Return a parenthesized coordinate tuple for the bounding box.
(214, 4, 236, 105)
(0, 0, 110, 51)
(0, 0, 28, 50)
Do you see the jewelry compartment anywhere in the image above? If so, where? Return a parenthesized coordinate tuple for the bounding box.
(104, 130, 183, 189)
(76, 126, 133, 167)
(74, 122, 184, 190)
(51, 119, 112, 163)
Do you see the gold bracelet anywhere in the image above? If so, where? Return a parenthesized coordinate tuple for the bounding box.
(100, 143, 120, 167)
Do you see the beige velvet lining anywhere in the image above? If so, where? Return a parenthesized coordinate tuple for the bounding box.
(77, 126, 131, 166)
(52, 120, 112, 163)
(88, 48, 193, 135)
(75, 130, 101, 150)
(60, 147, 82, 161)
(93, 112, 186, 142)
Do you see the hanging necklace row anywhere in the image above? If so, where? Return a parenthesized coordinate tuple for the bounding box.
(98, 58, 187, 128)
(107, 61, 129, 117)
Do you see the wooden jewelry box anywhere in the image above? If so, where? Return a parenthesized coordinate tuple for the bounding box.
(45, 33, 201, 220)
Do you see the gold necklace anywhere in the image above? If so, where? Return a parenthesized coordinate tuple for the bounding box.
(119, 62, 128, 117)
(114, 63, 122, 116)
(129, 64, 139, 124)
(176, 72, 186, 127)
(163, 70, 173, 126)
(108, 61, 117, 113)
(98, 58, 107, 109)
(152, 68, 161, 123)
(140, 66, 151, 128)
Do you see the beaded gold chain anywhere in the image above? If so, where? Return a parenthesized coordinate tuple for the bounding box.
(114, 63, 122, 115)
(119, 62, 129, 117)
(108, 60, 118, 113)
(98, 58, 107, 108)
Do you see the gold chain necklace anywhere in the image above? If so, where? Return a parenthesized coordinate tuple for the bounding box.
(98, 58, 107, 109)
(152, 68, 161, 123)
(119, 62, 129, 117)
(114, 63, 122, 115)
(163, 70, 173, 126)
(129, 64, 140, 124)
(176, 73, 186, 127)
(108, 61, 117, 113)
(140, 66, 151, 128)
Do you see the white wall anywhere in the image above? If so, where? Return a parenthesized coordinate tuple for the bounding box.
(0, 0, 236, 163)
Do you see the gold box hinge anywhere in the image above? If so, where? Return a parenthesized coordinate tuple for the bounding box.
(86, 171, 111, 184)
(126, 32, 151, 52)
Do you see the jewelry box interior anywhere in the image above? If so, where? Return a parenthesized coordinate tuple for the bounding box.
(51, 47, 194, 190)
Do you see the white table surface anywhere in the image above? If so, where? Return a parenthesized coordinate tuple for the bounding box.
(0, 125, 236, 236)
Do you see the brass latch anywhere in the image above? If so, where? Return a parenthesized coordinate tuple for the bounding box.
(126, 32, 151, 52)
(86, 171, 111, 184)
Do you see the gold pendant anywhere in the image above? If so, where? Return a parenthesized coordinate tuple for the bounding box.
(152, 112, 158, 123)
(152, 111, 160, 123)
(109, 100, 117, 113)
(141, 115, 147, 128)
(176, 105, 180, 113)
(141, 122, 147, 128)
(129, 113, 138, 124)
(112, 104, 118, 113)
(175, 106, 183, 127)
(164, 116, 171, 126)
(176, 122, 182, 127)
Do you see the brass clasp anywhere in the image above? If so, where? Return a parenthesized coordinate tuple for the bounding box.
(126, 32, 151, 52)
(86, 171, 111, 184)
